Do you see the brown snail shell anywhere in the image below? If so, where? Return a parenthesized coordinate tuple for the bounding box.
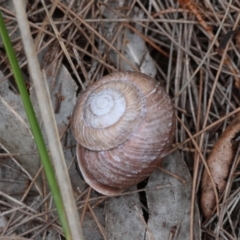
(72, 71, 175, 195)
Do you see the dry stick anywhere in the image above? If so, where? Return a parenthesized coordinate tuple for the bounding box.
(0, 7, 121, 83)
(135, 0, 188, 55)
(78, 188, 107, 240)
(11, 155, 80, 237)
(87, 0, 126, 76)
(76, 184, 171, 209)
(216, 153, 240, 239)
(166, 18, 177, 94)
(75, 188, 89, 203)
(49, 4, 117, 78)
(13, 1, 84, 239)
(53, 0, 138, 72)
(135, 205, 151, 233)
(206, 126, 240, 238)
(91, 0, 137, 79)
(2, 111, 69, 236)
(179, 0, 212, 34)
(59, 2, 102, 70)
(2, 3, 116, 83)
(7, 160, 85, 236)
(174, 23, 183, 108)
(179, 0, 240, 88)
(220, 228, 236, 240)
(1, 199, 63, 235)
(219, 187, 240, 227)
(173, 225, 182, 240)
(158, 167, 186, 185)
(63, 1, 118, 74)
(99, 0, 169, 57)
(6, 200, 47, 236)
(88, 204, 107, 240)
(203, 186, 240, 228)
(104, 24, 126, 73)
(34, 1, 57, 49)
(136, 0, 237, 122)
(152, 8, 193, 18)
(0, 236, 32, 240)
(80, 187, 91, 225)
(134, 206, 156, 240)
(190, 69, 203, 240)
(7, 0, 238, 236)
(46, 27, 99, 78)
(198, 24, 235, 220)
(176, 116, 220, 216)
(41, 1, 74, 87)
(41, 0, 85, 90)
(92, 0, 138, 76)
(172, 145, 206, 153)
(29, 216, 59, 239)
(19, 224, 43, 238)
(173, 0, 233, 100)
(124, 23, 169, 58)
(170, 107, 240, 153)
(73, 47, 90, 83)
(1, 166, 44, 236)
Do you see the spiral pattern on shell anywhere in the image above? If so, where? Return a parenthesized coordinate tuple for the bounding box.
(72, 71, 175, 195)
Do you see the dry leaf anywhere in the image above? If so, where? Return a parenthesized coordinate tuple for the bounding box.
(103, 151, 201, 239)
(100, 1, 157, 77)
(146, 151, 201, 239)
(0, 75, 42, 193)
(0, 65, 77, 195)
(105, 187, 146, 239)
(201, 114, 240, 219)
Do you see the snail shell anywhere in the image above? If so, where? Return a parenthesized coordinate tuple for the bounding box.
(72, 71, 175, 195)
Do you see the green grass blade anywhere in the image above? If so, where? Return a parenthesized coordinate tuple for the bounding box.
(0, 11, 71, 240)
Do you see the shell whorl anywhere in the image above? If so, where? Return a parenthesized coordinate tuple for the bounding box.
(72, 71, 175, 195)
(72, 74, 145, 151)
